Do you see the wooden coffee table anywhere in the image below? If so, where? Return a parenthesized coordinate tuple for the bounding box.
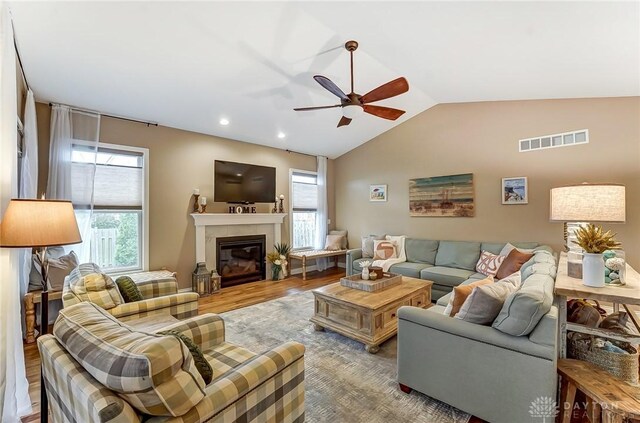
(310, 276, 432, 353)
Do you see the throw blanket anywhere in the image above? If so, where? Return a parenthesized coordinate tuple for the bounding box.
(372, 235, 407, 272)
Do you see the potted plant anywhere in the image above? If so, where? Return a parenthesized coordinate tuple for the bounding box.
(573, 224, 621, 287)
(274, 243, 291, 278)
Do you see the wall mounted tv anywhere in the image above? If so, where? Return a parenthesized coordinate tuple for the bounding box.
(214, 160, 276, 204)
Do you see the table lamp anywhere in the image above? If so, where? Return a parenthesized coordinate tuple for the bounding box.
(0, 198, 81, 423)
(550, 183, 626, 281)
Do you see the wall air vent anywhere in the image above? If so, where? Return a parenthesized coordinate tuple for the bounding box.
(519, 129, 589, 152)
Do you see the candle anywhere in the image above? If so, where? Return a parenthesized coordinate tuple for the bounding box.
(199, 196, 207, 205)
(279, 194, 285, 200)
(193, 188, 200, 195)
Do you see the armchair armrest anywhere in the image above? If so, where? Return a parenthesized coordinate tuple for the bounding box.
(109, 292, 199, 320)
(346, 248, 363, 275)
(155, 313, 225, 349)
(398, 306, 555, 361)
(147, 342, 306, 423)
(136, 279, 178, 299)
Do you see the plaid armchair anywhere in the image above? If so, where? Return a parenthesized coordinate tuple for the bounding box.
(39, 302, 306, 423)
(62, 264, 199, 322)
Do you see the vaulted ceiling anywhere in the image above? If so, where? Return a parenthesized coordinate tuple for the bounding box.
(9, 1, 640, 158)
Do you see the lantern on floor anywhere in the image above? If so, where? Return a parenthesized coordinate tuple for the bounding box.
(210, 269, 222, 294)
(192, 262, 212, 296)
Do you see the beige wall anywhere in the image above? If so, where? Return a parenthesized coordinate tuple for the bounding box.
(335, 97, 640, 267)
(35, 102, 335, 288)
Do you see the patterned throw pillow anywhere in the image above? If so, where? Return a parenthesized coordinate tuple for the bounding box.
(116, 276, 144, 303)
(158, 330, 213, 385)
(476, 250, 506, 277)
(373, 240, 397, 260)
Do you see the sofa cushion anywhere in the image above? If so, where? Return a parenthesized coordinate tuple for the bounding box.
(435, 241, 481, 271)
(389, 262, 433, 278)
(420, 266, 475, 287)
(405, 238, 439, 264)
(203, 342, 256, 380)
(54, 302, 206, 416)
(492, 273, 554, 336)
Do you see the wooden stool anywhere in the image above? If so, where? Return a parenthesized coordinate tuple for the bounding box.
(558, 359, 640, 423)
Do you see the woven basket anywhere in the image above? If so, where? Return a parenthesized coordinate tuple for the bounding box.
(568, 335, 639, 385)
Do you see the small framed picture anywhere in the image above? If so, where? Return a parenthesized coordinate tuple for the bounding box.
(370, 184, 387, 202)
(502, 177, 528, 205)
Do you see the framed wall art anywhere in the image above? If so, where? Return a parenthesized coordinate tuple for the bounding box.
(369, 184, 387, 202)
(502, 177, 528, 205)
(409, 173, 474, 217)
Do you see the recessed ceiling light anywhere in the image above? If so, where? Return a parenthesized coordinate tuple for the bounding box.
(219, 118, 230, 126)
(277, 132, 286, 139)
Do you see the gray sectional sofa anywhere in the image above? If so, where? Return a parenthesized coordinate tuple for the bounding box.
(346, 239, 549, 300)
(347, 238, 559, 423)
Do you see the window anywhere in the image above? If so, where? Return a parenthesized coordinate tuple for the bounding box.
(290, 170, 318, 250)
(71, 142, 148, 273)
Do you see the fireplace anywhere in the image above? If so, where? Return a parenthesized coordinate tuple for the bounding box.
(216, 235, 266, 287)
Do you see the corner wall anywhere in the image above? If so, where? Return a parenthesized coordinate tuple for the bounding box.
(335, 97, 640, 267)
(35, 102, 336, 288)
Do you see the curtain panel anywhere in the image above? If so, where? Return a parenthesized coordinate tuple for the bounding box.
(314, 156, 329, 271)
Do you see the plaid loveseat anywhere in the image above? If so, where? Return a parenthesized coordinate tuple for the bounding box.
(38, 302, 306, 423)
(62, 263, 199, 322)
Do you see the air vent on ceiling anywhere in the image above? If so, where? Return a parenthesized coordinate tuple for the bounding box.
(519, 129, 589, 152)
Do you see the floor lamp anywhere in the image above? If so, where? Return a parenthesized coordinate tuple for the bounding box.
(0, 199, 82, 423)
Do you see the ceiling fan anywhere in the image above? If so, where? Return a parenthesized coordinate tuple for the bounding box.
(294, 40, 409, 127)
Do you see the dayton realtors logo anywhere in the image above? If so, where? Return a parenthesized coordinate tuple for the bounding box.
(529, 397, 559, 422)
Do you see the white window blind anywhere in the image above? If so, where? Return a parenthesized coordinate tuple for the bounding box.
(292, 172, 318, 212)
(71, 145, 143, 209)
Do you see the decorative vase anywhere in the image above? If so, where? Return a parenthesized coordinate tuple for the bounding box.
(271, 266, 281, 281)
(582, 253, 605, 287)
(361, 267, 370, 280)
(282, 262, 288, 278)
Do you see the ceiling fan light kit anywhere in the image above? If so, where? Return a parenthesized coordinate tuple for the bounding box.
(294, 40, 409, 128)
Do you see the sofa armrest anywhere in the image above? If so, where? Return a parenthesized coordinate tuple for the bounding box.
(346, 248, 363, 275)
(147, 342, 306, 422)
(398, 306, 555, 360)
(109, 292, 199, 320)
(528, 305, 558, 348)
(155, 313, 225, 349)
(136, 279, 178, 299)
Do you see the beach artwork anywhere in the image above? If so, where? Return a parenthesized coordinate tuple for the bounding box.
(502, 177, 528, 204)
(409, 173, 475, 217)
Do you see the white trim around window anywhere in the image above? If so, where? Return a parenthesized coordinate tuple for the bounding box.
(289, 168, 317, 252)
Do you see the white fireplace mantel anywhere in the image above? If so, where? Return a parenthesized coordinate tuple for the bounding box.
(191, 213, 287, 263)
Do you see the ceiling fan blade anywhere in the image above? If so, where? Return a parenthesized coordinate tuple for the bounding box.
(363, 105, 406, 120)
(360, 77, 409, 104)
(313, 75, 348, 100)
(337, 116, 352, 127)
(294, 105, 342, 111)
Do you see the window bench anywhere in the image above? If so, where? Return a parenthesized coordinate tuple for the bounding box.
(288, 250, 347, 280)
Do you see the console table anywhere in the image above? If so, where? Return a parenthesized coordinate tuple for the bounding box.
(555, 252, 640, 358)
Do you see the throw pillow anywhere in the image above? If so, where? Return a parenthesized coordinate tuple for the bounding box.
(329, 230, 348, 249)
(324, 234, 343, 251)
(454, 279, 520, 324)
(158, 330, 213, 385)
(46, 251, 79, 291)
(361, 235, 386, 258)
(475, 250, 506, 277)
(69, 273, 123, 310)
(499, 243, 536, 257)
(373, 240, 397, 260)
(496, 249, 534, 280)
(498, 271, 522, 287)
(443, 276, 494, 317)
(116, 276, 144, 303)
(28, 246, 66, 291)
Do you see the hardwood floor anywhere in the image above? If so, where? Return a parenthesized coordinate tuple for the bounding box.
(21, 268, 343, 422)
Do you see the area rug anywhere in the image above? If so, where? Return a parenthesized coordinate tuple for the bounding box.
(221, 291, 470, 423)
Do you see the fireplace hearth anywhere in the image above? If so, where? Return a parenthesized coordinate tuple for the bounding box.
(216, 235, 266, 287)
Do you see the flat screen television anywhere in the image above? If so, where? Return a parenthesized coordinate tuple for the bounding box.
(214, 160, 276, 204)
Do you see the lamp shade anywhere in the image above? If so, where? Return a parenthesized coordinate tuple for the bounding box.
(0, 199, 82, 248)
(550, 184, 626, 223)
